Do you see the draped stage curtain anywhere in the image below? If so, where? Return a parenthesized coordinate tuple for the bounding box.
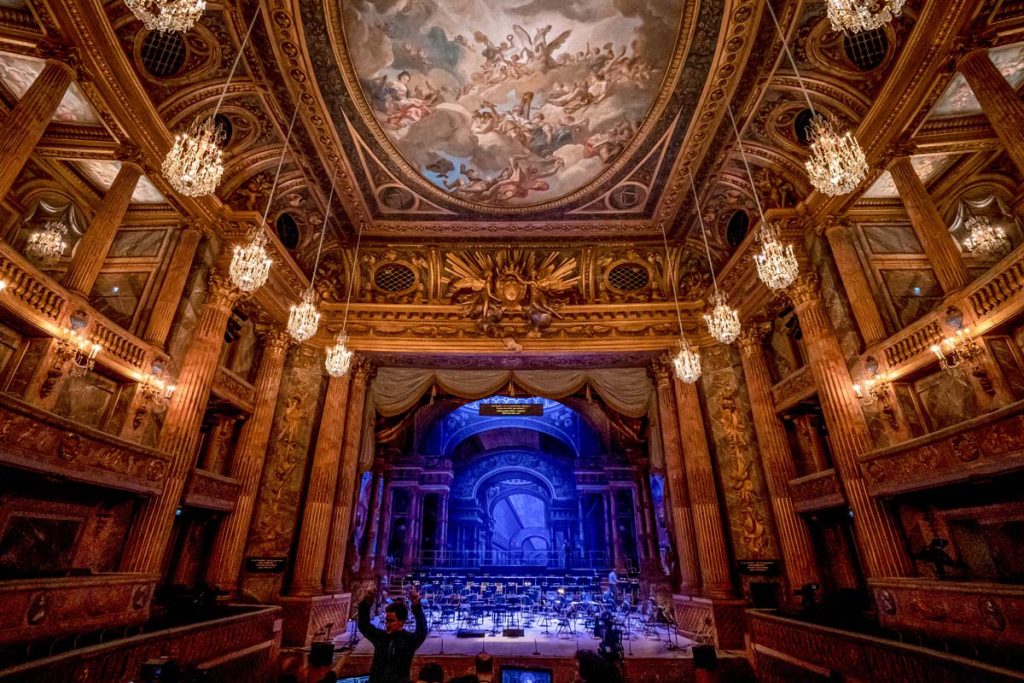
(365, 367, 664, 469)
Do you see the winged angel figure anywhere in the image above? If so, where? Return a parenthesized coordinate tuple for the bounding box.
(446, 249, 579, 338)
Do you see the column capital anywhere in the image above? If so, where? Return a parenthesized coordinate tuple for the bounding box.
(207, 272, 246, 310)
(258, 326, 292, 353)
(820, 215, 852, 238)
(351, 356, 375, 383)
(952, 35, 996, 68)
(785, 273, 821, 308)
(737, 322, 772, 356)
(35, 40, 86, 81)
(649, 356, 673, 385)
(114, 143, 146, 172)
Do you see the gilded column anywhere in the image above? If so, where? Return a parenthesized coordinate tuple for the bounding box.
(791, 414, 831, 473)
(143, 227, 203, 346)
(205, 328, 290, 593)
(322, 361, 372, 592)
(609, 488, 625, 570)
(0, 51, 75, 201)
(288, 371, 354, 596)
(437, 490, 450, 565)
(62, 151, 143, 295)
(121, 274, 244, 573)
(888, 156, 970, 293)
(374, 482, 395, 571)
(674, 377, 734, 599)
(651, 362, 702, 594)
(359, 461, 385, 573)
(199, 413, 241, 475)
(823, 220, 888, 345)
(787, 275, 911, 578)
(959, 49, 1024, 177)
(738, 326, 821, 598)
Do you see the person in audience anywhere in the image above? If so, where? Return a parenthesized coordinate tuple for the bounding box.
(358, 586, 428, 683)
(447, 677, 480, 683)
(575, 649, 624, 683)
(417, 662, 444, 683)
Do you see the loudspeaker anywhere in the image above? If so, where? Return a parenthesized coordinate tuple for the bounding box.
(457, 628, 487, 638)
(309, 642, 335, 667)
(502, 627, 525, 637)
(692, 644, 717, 670)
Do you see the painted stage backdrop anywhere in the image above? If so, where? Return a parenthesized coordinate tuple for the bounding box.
(342, 0, 685, 206)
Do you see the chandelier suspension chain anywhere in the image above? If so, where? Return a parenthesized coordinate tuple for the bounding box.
(659, 215, 686, 339)
(764, 0, 816, 115)
(212, 10, 261, 119)
(725, 104, 769, 224)
(259, 107, 301, 230)
(687, 167, 720, 294)
(341, 216, 365, 334)
(308, 170, 338, 294)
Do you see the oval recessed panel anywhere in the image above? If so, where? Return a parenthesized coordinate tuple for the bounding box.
(342, 0, 686, 208)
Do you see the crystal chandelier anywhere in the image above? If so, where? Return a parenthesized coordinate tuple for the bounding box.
(805, 115, 869, 196)
(288, 288, 321, 342)
(755, 223, 799, 290)
(162, 10, 259, 197)
(725, 103, 801, 291)
(125, 0, 206, 32)
(672, 338, 701, 384)
(764, 0, 870, 197)
(962, 216, 1010, 258)
(228, 108, 300, 293)
(25, 221, 68, 264)
(826, 0, 905, 33)
(704, 289, 742, 345)
(162, 117, 224, 197)
(325, 331, 354, 377)
(229, 228, 273, 293)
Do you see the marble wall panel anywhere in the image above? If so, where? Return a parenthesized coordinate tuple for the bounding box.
(808, 231, 861, 361)
(52, 372, 118, 429)
(241, 345, 326, 601)
(880, 268, 943, 328)
(90, 272, 150, 330)
(166, 236, 220, 376)
(0, 322, 22, 381)
(108, 229, 168, 259)
(914, 369, 986, 431)
(861, 224, 923, 255)
(700, 344, 778, 562)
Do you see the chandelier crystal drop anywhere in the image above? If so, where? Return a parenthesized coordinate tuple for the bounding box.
(826, 0, 905, 33)
(162, 117, 225, 197)
(962, 216, 1011, 258)
(755, 223, 800, 290)
(703, 290, 742, 345)
(805, 115, 869, 196)
(287, 288, 321, 342)
(325, 331, 354, 378)
(229, 228, 273, 293)
(125, 0, 206, 32)
(673, 338, 702, 384)
(25, 221, 68, 264)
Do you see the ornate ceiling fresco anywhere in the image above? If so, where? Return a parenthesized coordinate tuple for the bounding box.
(302, 0, 719, 224)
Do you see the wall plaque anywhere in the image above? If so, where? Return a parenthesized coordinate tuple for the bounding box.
(245, 557, 287, 573)
(738, 560, 780, 575)
(480, 403, 543, 416)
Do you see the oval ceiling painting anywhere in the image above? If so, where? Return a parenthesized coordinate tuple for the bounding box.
(342, 0, 685, 208)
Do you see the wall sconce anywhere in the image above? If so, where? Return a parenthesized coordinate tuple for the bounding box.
(930, 327, 983, 372)
(133, 373, 176, 429)
(853, 373, 890, 406)
(40, 328, 102, 398)
(0, 278, 7, 293)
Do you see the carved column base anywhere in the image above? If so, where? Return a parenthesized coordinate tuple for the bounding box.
(277, 593, 351, 648)
(672, 594, 746, 650)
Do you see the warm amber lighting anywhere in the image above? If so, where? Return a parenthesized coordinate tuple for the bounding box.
(755, 223, 799, 290)
(325, 331, 354, 377)
(125, 0, 206, 32)
(56, 329, 102, 378)
(853, 373, 890, 406)
(931, 328, 983, 372)
(962, 216, 1010, 258)
(826, 0, 905, 33)
(25, 221, 68, 264)
(703, 290, 741, 345)
(287, 288, 321, 342)
(229, 228, 273, 293)
(162, 117, 225, 198)
(672, 338, 701, 384)
(805, 115, 869, 197)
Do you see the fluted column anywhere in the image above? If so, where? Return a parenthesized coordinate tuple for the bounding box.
(824, 220, 888, 345)
(144, 227, 203, 346)
(738, 326, 821, 598)
(673, 377, 734, 599)
(0, 54, 75, 201)
(359, 462, 385, 573)
(199, 413, 241, 475)
(652, 362, 702, 594)
(62, 153, 143, 295)
(959, 49, 1024, 177)
(636, 464, 659, 563)
(889, 156, 970, 293)
(438, 490, 450, 565)
(375, 482, 395, 570)
(121, 274, 244, 573)
(322, 361, 372, 592)
(287, 371, 354, 595)
(786, 275, 911, 578)
(204, 329, 290, 592)
(791, 414, 830, 473)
